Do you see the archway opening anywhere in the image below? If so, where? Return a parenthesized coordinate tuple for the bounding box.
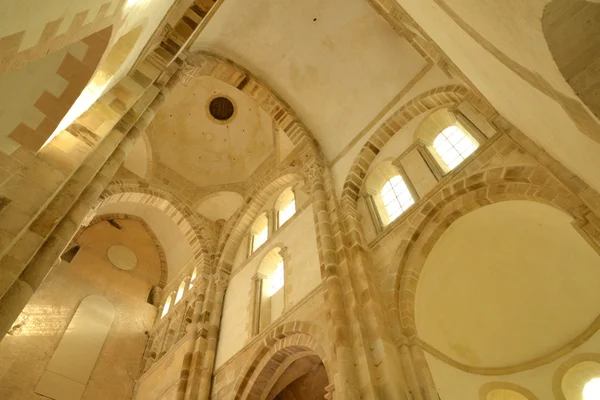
(242, 347, 330, 400)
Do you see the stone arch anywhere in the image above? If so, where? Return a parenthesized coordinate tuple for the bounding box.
(215, 167, 305, 274)
(70, 213, 169, 288)
(542, 0, 600, 121)
(185, 51, 319, 148)
(386, 166, 600, 375)
(97, 181, 216, 272)
(553, 353, 600, 400)
(340, 85, 470, 230)
(232, 321, 331, 400)
(479, 382, 539, 400)
(1, 26, 112, 152)
(394, 166, 588, 337)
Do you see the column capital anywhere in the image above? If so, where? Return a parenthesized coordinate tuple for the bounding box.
(213, 271, 229, 292)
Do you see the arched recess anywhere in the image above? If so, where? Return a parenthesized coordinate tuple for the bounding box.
(95, 181, 216, 276)
(553, 353, 600, 400)
(52, 24, 145, 136)
(543, 0, 600, 121)
(0, 26, 111, 152)
(69, 213, 169, 288)
(215, 167, 304, 274)
(389, 166, 600, 376)
(232, 321, 331, 400)
(195, 191, 245, 222)
(479, 382, 539, 400)
(340, 85, 470, 234)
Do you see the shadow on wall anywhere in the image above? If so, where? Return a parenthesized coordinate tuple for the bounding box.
(543, 0, 600, 121)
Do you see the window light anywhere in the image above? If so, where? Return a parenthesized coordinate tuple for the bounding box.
(252, 225, 268, 252)
(381, 176, 414, 223)
(433, 126, 478, 170)
(584, 378, 600, 400)
(175, 281, 185, 304)
(189, 268, 197, 289)
(161, 296, 172, 318)
(269, 261, 284, 296)
(278, 199, 296, 227)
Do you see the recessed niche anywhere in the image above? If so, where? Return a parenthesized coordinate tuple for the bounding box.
(107, 245, 137, 271)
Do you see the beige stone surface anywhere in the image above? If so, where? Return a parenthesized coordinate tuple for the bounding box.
(151, 76, 274, 187)
(3, 2, 600, 400)
(192, 0, 426, 160)
(0, 220, 160, 400)
(107, 244, 138, 270)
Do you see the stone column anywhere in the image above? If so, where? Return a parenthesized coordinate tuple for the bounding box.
(176, 273, 208, 400)
(197, 271, 228, 400)
(184, 274, 216, 400)
(410, 345, 439, 400)
(342, 207, 412, 399)
(302, 159, 360, 400)
(279, 246, 291, 311)
(0, 68, 183, 339)
(249, 273, 263, 336)
(140, 334, 156, 373)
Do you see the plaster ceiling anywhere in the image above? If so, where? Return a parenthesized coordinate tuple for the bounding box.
(416, 201, 600, 369)
(195, 191, 244, 221)
(123, 135, 149, 178)
(150, 76, 274, 187)
(191, 0, 427, 161)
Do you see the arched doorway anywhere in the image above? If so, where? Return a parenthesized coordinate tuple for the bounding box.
(234, 328, 331, 400)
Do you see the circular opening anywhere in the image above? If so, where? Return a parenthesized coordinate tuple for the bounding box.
(209, 96, 235, 121)
(584, 378, 600, 400)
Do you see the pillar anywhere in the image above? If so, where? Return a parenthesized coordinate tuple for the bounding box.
(302, 158, 360, 400)
(0, 68, 183, 340)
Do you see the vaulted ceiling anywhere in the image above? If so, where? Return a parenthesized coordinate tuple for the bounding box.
(148, 76, 275, 187)
(191, 0, 428, 162)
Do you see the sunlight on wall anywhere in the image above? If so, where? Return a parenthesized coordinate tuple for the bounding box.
(268, 261, 284, 296)
(161, 295, 172, 318)
(253, 225, 268, 252)
(175, 281, 185, 304)
(189, 267, 197, 289)
(278, 199, 296, 227)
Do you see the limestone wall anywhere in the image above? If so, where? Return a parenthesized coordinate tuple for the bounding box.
(216, 203, 322, 369)
(0, 219, 161, 400)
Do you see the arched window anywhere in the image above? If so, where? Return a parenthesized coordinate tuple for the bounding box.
(251, 248, 286, 335)
(250, 213, 269, 253)
(432, 125, 478, 171)
(381, 175, 414, 223)
(268, 261, 285, 295)
(189, 267, 197, 289)
(275, 187, 296, 228)
(175, 280, 186, 304)
(161, 295, 172, 318)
